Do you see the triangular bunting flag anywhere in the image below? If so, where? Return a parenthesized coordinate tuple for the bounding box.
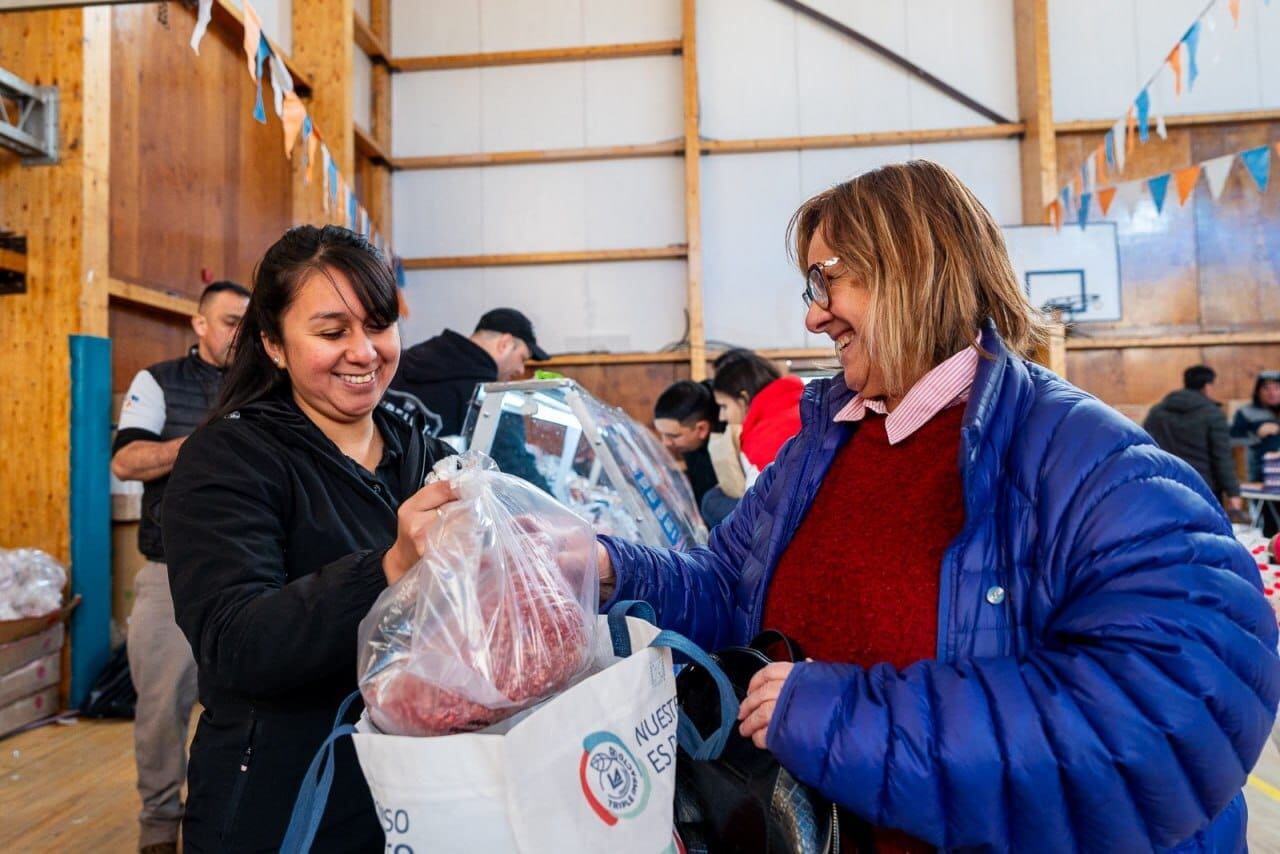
(190, 0, 213, 54)
(1230, 0, 1241, 27)
(1136, 89, 1151, 142)
(1104, 130, 1117, 172)
(1114, 181, 1146, 220)
(1168, 44, 1183, 96)
(1077, 193, 1092, 229)
(1097, 186, 1118, 217)
(1148, 173, 1172, 214)
(1203, 154, 1234, 200)
(1183, 22, 1201, 90)
(348, 190, 358, 230)
(321, 145, 332, 213)
(269, 52, 293, 119)
(1095, 143, 1109, 186)
(1241, 145, 1271, 192)
(282, 92, 306, 158)
(1156, 114, 1167, 140)
(1113, 118, 1128, 174)
(1086, 155, 1098, 192)
(1174, 164, 1201, 206)
(243, 1, 263, 80)
(1060, 186, 1073, 219)
(1126, 106, 1137, 157)
(306, 121, 318, 184)
(1047, 200, 1062, 231)
(1073, 170, 1083, 198)
(252, 37, 270, 124)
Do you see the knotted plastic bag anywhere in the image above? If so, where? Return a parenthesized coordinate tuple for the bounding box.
(0, 549, 67, 621)
(358, 452, 599, 736)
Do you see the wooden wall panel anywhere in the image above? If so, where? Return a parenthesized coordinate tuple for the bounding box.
(542, 362, 692, 427)
(108, 306, 193, 394)
(109, 3, 291, 299)
(1056, 120, 1280, 416)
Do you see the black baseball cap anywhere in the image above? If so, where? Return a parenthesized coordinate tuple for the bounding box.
(475, 308, 549, 361)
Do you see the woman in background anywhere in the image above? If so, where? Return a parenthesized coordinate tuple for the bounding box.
(1232, 369, 1280, 481)
(711, 348, 802, 487)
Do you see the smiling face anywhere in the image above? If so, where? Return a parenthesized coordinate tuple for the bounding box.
(803, 225, 886, 399)
(261, 266, 400, 430)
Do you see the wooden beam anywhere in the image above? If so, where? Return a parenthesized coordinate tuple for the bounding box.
(292, 0, 354, 175)
(403, 246, 688, 270)
(1014, 0, 1055, 224)
(370, 0, 390, 45)
(533, 351, 692, 367)
(106, 279, 199, 318)
(392, 40, 683, 72)
(1055, 109, 1280, 135)
(702, 123, 1026, 155)
(682, 0, 707, 382)
(394, 140, 684, 170)
(353, 12, 388, 62)
(212, 0, 313, 96)
(78, 6, 110, 338)
(354, 123, 390, 165)
(1065, 331, 1280, 350)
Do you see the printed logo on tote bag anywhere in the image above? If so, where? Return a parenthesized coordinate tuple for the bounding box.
(579, 731, 651, 825)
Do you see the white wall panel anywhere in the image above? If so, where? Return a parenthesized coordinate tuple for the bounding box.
(393, 170, 485, 257)
(392, 69, 481, 156)
(479, 163, 587, 253)
(352, 48, 373, 133)
(584, 57, 683, 145)
(701, 152, 808, 349)
(1258, 0, 1280, 107)
(391, 0, 480, 57)
(794, 4, 910, 136)
(479, 0, 584, 51)
(697, 0, 799, 140)
(1048, 0, 1139, 122)
(905, 0, 1018, 127)
(479, 64, 586, 150)
(400, 261, 683, 355)
(1138, 1, 1262, 117)
(581, 159, 686, 249)
(583, 0, 681, 43)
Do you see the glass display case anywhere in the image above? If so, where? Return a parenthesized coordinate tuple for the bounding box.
(461, 379, 708, 550)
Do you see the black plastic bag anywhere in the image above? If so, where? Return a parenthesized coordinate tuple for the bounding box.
(81, 643, 136, 719)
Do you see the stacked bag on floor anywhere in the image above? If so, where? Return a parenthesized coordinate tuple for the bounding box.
(0, 549, 73, 737)
(283, 453, 735, 853)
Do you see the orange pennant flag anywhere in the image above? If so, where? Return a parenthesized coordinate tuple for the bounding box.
(243, 2, 263, 81)
(282, 93, 306, 159)
(1175, 164, 1201, 206)
(1097, 186, 1118, 216)
(1230, 0, 1241, 27)
(1073, 171, 1083, 199)
(1047, 200, 1062, 231)
(1168, 44, 1183, 96)
(1095, 142, 1109, 186)
(1126, 106, 1137, 157)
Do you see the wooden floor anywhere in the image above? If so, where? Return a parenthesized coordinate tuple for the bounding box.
(4, 718, 1280, 851)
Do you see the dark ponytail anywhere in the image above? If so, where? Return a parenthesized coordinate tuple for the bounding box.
(209, 225, 398, 423)
(711, 348, 782, 406)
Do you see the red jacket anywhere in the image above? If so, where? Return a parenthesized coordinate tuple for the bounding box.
(739, 375, 803, 482)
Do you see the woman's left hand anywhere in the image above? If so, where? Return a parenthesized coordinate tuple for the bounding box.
(738, 661, 796, 749)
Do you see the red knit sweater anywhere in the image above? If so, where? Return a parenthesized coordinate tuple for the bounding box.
(764, 405, 967, 853)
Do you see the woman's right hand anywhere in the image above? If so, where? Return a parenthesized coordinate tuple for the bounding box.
(382, 481, 457, 586)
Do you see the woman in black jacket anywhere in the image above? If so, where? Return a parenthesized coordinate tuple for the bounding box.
(163, 225, 456, 852)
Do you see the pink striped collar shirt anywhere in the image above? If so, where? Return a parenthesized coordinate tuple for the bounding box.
(833, 345, 980, 444)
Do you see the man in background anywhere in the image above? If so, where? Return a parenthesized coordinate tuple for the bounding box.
(388, 307, 551, 490)
(111, 280, 250, 854)
(1144, 364, 1244, 515)
(653, 380, 721, 510)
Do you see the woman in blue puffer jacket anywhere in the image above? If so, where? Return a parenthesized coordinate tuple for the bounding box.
(596, 161, 1279, 851)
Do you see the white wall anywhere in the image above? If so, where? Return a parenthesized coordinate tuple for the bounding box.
(1050, 0, 1279, 121)
(390, 0, 1025, 353)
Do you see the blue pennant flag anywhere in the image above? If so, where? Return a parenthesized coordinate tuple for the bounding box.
(348, 193, 358, 229)
(1077, 193, 1092, 229)
(1060, 186, 1072, 217)
(1135, 89, 1150, 142)
(253, 36, 270, 124)
(1241, 145, 1271, 192)
(1104, 130, 1117, 171)
(1183, 22, 1201, 90)
(327, 156, 340, 206)
(1148, 173, 1171, 213)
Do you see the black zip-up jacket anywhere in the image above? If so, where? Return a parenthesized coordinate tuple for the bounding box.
(163, 390, 453, 853)
(1143, 388, 1241, 498)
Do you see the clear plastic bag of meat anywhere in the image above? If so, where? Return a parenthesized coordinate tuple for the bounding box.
(357, 452, 600, 736)
(0, 549, 67, 621)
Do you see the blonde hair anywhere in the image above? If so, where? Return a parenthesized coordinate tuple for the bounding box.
(788, 160, 1048, 398)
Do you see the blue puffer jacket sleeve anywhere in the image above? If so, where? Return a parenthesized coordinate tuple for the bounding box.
(600, 437, 795, 651)
(768, 399, 1280, 851)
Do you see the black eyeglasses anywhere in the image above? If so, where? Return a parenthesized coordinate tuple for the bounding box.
(802, 257, 840, 309)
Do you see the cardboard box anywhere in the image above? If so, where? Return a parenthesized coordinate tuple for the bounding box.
(0, 624, 64, 675)
(0, 653, 59, 708)
(0, 597, 80, 646)
(0, 686, 58, 739)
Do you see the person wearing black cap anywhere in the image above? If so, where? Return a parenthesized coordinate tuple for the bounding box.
(387, 308, 551, 490)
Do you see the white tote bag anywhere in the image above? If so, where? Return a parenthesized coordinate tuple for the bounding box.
(282, 603, 736, 853)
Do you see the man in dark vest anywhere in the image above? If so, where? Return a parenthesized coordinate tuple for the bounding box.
(111, 280, 249, 854)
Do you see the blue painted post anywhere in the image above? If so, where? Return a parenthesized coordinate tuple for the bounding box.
(69, 335, 112, 708)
